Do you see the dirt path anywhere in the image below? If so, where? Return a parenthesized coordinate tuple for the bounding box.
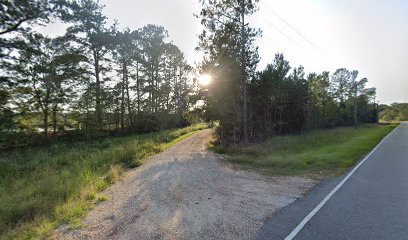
(58, 129, 315, 240)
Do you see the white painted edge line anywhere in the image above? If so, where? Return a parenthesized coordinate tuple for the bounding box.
(284, 124, 400, 240)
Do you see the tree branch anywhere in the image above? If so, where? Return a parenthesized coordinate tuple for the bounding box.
(0, 18, 30, 35)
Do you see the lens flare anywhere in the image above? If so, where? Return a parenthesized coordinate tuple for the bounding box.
(198, 74, 212, 85)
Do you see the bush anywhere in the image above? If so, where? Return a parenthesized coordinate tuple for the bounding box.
(133, 113, 161, 133)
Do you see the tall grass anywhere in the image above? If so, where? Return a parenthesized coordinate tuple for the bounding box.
(0, 123, 208, 239)
(215, 124, 396, 177)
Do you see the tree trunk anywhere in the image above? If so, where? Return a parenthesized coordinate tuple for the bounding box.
(85, 89, 90, 138)
(43, 107, 49, 137)
(173, 65, 177, 114)
(240, 0, 249, 144)
(136, 62, 141, 114)
(354, 83, 358, 129)
(154, 64, 159, 113)
(93, 49, 102, 129)
(177, 65, 182, 115)
(120, 60, 126, 135)
(125, 65, 133, 129)
(150, 65, 154, 113)
(52, 104, 58, 135)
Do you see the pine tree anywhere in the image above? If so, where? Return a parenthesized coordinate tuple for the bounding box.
(197, 0, 260, 144)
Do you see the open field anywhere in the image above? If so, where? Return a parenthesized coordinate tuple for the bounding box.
(213, 124, 397, 177)
(0, 123, 208, 239)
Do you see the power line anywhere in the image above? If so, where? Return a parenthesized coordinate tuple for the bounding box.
(259, 1, 323, 54)
(259, 24, 328, 70)
(258, 14, 313, 55)
(262, 31, 322, 66)
(262, 33, 297, 56)
(262, 33, 288, 51)
(256, 3, 332, 68)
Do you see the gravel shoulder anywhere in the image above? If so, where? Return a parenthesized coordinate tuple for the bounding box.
(57, 129, 315, 240)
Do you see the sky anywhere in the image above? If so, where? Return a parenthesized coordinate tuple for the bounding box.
(43, 0, 408, 104)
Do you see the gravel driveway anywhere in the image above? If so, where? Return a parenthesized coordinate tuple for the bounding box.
(58, 129, 315, 240)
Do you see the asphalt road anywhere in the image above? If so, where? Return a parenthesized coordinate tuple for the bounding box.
(257, 123, 408, 240)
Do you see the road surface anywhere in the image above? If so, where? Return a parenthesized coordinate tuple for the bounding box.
(257, 123, 408, 240)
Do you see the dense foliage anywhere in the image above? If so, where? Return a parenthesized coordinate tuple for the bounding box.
(1, 0, 381, 148)
(0, 0, 198, 148)
(247, 54, 378, 141)
(197, 0, 260, 144)
(197, 1, 378, 145)
(379, 103, 408, 122)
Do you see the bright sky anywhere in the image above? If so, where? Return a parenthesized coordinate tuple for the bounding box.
(44, 0, 408, 104)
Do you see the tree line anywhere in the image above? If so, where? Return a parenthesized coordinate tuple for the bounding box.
(0, 0, 197, 147)
(379, 103, 408, 122)
(197, 0, 378, 145)
(1, 0, 380, 148)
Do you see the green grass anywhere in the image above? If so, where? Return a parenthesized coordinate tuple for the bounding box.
(214, 124, 397, 177)
(0, 123, 208, 240)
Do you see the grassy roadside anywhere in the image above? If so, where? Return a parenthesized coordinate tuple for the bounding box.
(213, 124, 397, 177)
(0, 123, 208, 240)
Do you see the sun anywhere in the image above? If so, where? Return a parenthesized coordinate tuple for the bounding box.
(198, 74, 212, 85)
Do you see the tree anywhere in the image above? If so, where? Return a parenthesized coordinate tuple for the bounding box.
(286, 65, 308, 133)
(380, 103, 408, 122)
(164, 42, 191, 116)
(305, 71, 336, 129)
(0, 0, 62, 36)
(0, 0, 62, 132)
(248, 54, 309, 139)
(331, 68, 354, 125)
(62, 0, 115, 129)
(204, 54, 242, 145)
(112, 29, 140, 134)
(0, 0, 196, 148)
(46, 36, 88, 134)
(249, 53, 290, 138)
(138, 24, 168, 114)
(197, 0, 260, 144)
(6, 33, 86, 136)
(354, 78, 377, 124)
(331, 68, 353, 107)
